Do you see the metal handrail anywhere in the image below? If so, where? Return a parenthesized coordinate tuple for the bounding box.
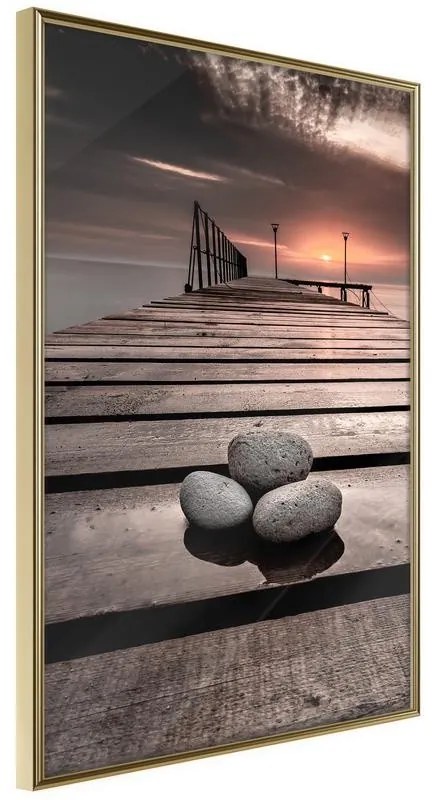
(186, 201, 247, 292)
(284, 278, 373, 309)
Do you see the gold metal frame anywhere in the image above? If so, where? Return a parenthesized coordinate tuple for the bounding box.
(16, 6, 420, 790)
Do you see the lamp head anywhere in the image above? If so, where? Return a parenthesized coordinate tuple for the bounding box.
(271, 223, 279, 233)
(342, 231, 350, 240)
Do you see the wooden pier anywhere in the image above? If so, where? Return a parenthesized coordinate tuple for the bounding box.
(44, 276, 411, 777)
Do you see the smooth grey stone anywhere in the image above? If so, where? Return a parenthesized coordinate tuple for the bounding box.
(253, 477, 342, 543)
(180, 470, 253, 530)
(228, 431, 313, 498)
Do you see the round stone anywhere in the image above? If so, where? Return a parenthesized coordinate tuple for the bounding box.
(179, 470, 253, 530)
(228, 431, 313, 498)
(252, 477, 342, 543)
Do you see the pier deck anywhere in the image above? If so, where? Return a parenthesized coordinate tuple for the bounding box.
(44, 276, 411, 777)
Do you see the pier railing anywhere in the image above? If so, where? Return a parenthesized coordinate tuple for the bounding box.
(284, 278, 372, 308)
(186, 201, 247, 292)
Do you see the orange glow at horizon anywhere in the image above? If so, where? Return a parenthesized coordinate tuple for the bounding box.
(232, 221, 409, 281)
(284, 222, 409, 272)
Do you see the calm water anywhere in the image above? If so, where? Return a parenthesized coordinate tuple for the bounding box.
(370, 283, 410, 321)
(46, 258, 186, 333)
(46, 257, 410, 332)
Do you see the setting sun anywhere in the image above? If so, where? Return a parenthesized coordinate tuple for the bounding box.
(321, 254, 332, 262)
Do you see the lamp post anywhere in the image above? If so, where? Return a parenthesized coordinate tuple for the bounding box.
(271, 223, 279, 280)
(342, 231, 350, 301)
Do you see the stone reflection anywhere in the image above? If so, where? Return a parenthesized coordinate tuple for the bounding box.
(184, 523, 344, 585)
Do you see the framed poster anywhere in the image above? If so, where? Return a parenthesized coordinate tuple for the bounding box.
(16, 6, 419, 789)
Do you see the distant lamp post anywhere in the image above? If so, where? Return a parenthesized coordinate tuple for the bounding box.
(342, 231, 350, 301)
(271, 223, 279, 280)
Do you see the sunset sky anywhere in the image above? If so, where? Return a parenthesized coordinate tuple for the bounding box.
(45, 24, 411, 292)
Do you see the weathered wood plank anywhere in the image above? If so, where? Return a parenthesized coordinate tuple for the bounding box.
(104, 308, 409, 328)
(151, 294, 384, 312)
(50, 320, 411, 340)
(158, 296, 383, 314)
(45, 345, 409, 362)
(197, 296, 357, 309)
(44, 360, 410, 384)
(182, 288, 356, 303)
(45, 410, 409, 476)
(152, 305, 387, 322)
(45, 381, 409, 419)
(217, 283, 360, 301)
(46, 334, 408, 350)
(44, 595, 410, 777)
(224, 277, 307, 289)
(225, 283, 304, 292)
(175, 288, 356, 300)
(45, 465, 409, 623)
(153, 296, 384, 311)
(194, 289, 357, 304)
(150, 301, 389, 321)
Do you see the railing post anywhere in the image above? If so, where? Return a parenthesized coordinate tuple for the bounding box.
(211, 219, 217, 284)
(195, 203, 203, 289)
(204, 211, 211, 287)
(216, 227, 222, 284)
(281, 278, 372, 308)
(225, 235, 228, 281)
(187, 201, 197, 290)
(223, 234, 227, 282)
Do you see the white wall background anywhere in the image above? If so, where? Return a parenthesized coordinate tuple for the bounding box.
(1, 1, 430, 797)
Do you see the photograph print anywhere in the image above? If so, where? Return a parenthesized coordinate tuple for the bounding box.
(42, 13, 416, 782)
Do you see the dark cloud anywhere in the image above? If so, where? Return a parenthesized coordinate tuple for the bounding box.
(45, 25, 411, 289)
(191, 51, 409, 157)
